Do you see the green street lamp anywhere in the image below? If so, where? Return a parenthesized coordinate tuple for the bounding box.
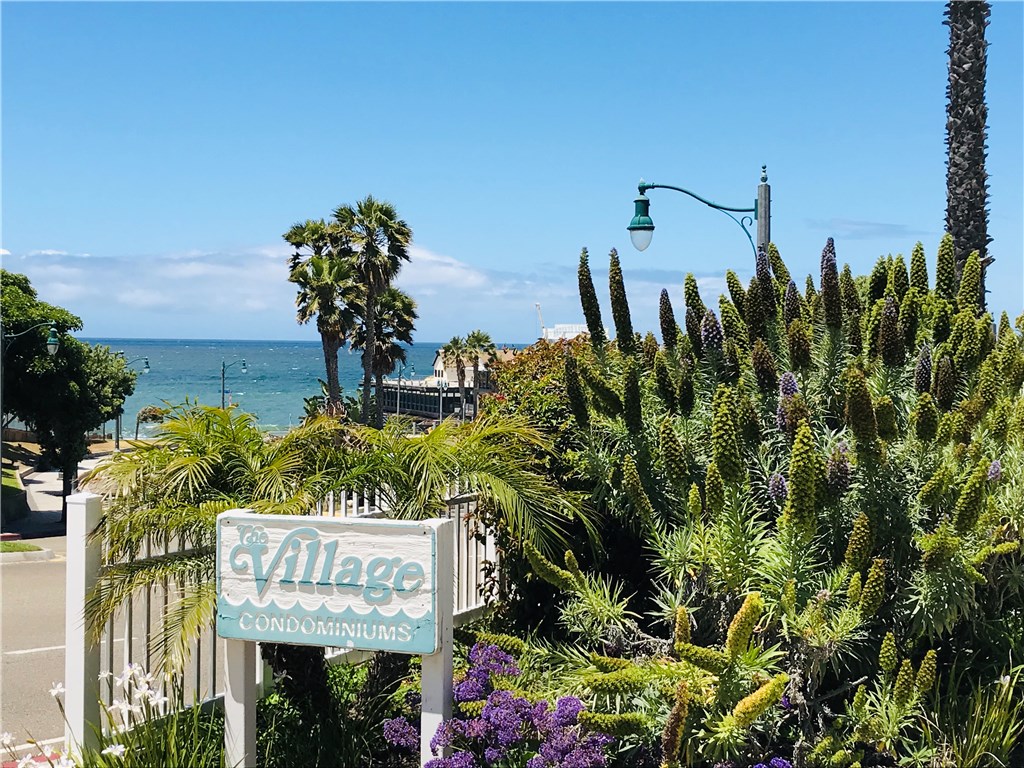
(628, 166, 771, 257)
(396, 363, 415, 416)
(114, 352, 150, 451)
(221, 358, 248, 410)
(0, 321, 59, 436)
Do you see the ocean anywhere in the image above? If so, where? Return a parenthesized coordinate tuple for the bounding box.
(82, 338, 455, 438)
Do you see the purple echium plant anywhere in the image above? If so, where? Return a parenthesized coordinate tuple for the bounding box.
(383, 643, 614, 767)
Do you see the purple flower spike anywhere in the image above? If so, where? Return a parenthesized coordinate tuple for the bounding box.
(700, 309, 724, 353)
(769, 473, 788, 503)
(770, 759, 793, 768)
(988, 460, 1002, 482)
(779, 372, 799, 397)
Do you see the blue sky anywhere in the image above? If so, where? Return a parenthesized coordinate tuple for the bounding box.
(2, 1, 1021, 344)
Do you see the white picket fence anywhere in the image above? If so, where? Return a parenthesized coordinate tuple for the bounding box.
(63, 489, 499, 754)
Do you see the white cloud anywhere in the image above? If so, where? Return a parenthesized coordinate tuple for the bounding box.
(398, 246, 490, 291)
(3, 241, 730, 343)
(0, 249, 10, 256)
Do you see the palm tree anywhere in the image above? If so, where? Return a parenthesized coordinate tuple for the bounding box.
(80, 405, 368, 671)
(333, 415, 593, 555)
(442, 335, 469, 421)
(80, 407, 591, 676)
(331, 197, 412, 425)
(351, 286, 418, 428)
(285, 220, 359, 413)
(944, 0, 992, 296)
(465, 329, 497, 419)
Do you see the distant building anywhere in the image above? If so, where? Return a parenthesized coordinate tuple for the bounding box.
(540, 323, 597, 342)
(430, 346, 517, 389)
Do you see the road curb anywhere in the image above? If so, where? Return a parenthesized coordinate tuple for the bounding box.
(0, 547, 54, 564)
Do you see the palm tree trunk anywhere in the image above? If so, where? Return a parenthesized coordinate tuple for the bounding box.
(321, 333, 343, 408)
(361, 288, 376, 425)
(471, 362, 480, 419)
(374, 372, 385, 428)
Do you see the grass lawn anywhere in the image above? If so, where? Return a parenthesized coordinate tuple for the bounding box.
(0, 541, 42, 553)
(1, 465, 30, 522)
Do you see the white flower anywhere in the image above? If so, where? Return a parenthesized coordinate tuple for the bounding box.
(1, 731, 14, 747)
(148, 691, 168, 709)
(17, 755, 34, 768)
(54, 756, 75, 768)
(101, 743, 127, 758)
(107, 699, 131, 719)
(98, 670, 113, 680)
(49, 681, 65, 697)
(132, 681, 151, 700)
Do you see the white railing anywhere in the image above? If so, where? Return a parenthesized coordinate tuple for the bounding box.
(63, 490, 499, 754)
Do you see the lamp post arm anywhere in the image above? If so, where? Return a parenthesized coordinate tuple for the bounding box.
(1, 320, 57, 351)
(638, 182, 755, 214)
(638, 182, 757, 257)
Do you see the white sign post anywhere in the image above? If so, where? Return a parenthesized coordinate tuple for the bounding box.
(217, 512, 454, 768)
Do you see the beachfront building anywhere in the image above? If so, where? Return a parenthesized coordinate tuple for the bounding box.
(539, 323, 592, 342)
(377, 347, 518, 421)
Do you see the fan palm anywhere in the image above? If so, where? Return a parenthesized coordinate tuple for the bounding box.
(465, 328, 497, 417)
(341, 414, 595, 556)
(81, 405, 592, 674)
(350, 286, 418, 428)
(331, 196, 412, 425)
(285, 219, 359, 411)
(80, 405, 374, 675)
(442, 335, 470, 420)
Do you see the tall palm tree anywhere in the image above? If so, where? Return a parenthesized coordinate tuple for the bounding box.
(944, 0, 992, 296)
(351, 286, 418, 428)
(80, 408, 591, 675)
(442, 335, 469, 421)
(331, 196, 412, 425)
(285, 220, 359, 412)
(465, 329, 497, 418)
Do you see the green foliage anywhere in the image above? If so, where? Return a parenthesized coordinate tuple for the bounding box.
(490, 236, 1024, 766)
(579, 248, 608, 349)
(935, 233, 957, 302)
(609, 249, 635, 356)
(725, 270, 747, 320)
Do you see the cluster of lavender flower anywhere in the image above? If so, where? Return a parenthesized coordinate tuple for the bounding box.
(714, 759, 791, 768)
(383, 643, 614, 767)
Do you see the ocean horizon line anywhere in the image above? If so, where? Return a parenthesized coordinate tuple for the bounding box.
(80, 337, 530, 348)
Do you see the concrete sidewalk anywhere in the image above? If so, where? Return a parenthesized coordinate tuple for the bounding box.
(4, 456, 106, 539)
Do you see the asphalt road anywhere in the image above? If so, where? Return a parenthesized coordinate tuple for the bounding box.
(0, 535, 68, 749)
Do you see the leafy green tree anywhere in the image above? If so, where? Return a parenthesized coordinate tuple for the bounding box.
(2, 272, 134, 519)
(1, 270, 82, 428)
(331, 196, 413, 424)
(26, 340, 136, 519)
(134, 405, 168, 439)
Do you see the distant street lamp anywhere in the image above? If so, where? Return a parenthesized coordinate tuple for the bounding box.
(628, 166, 771, 257)
(221, 359, 248, 410)
(437, 378, 448, 422)
(114, 352, 150, 451)
(396, 363, 415, 416)
(0, 321, 59, 434)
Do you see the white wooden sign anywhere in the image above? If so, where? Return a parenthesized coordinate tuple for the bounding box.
(217, 512, 442, 654)
(216, 511, 453, 768)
